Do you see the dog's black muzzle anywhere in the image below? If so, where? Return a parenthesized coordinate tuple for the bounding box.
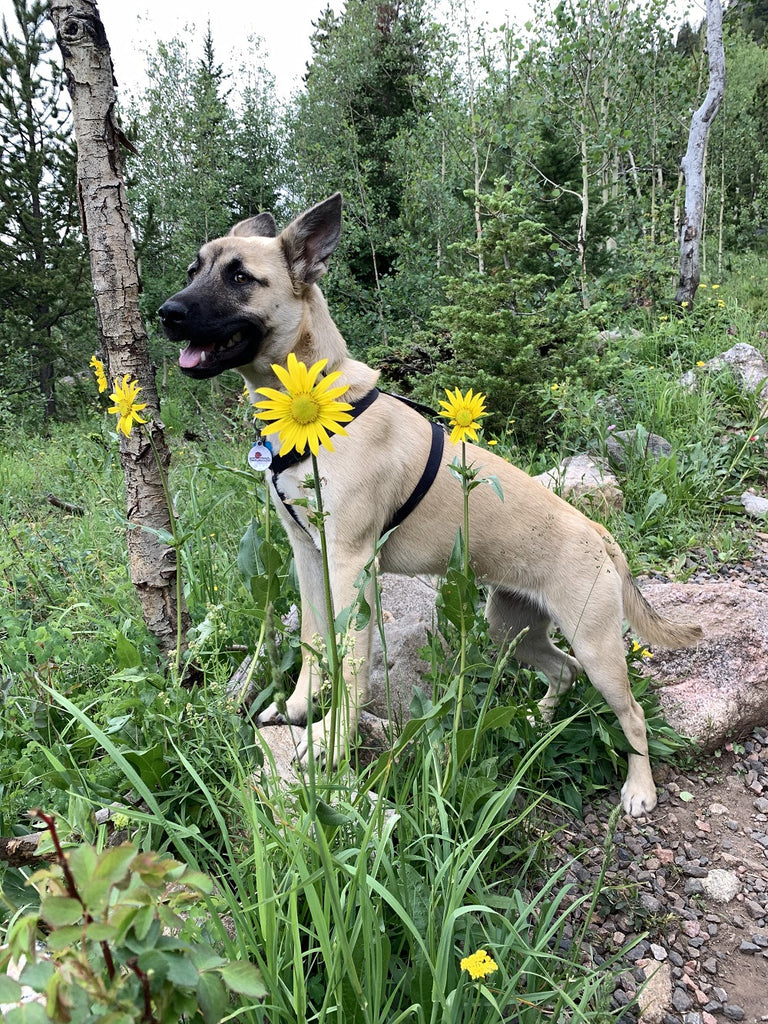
(158, 290, 266, 379)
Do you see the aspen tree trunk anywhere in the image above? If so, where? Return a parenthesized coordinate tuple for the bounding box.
(676, 0, 725, 308)
(50, 0, 190, 657)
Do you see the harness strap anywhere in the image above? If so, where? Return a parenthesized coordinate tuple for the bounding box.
(270, 387, 444, 539)
(383, 419, 444, 535)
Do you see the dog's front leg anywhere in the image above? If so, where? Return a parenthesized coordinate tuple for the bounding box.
(257, 533, 327, 727)
(293, 542, 375, 766)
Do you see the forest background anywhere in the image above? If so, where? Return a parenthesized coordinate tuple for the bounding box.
(3, 0, 768, 439)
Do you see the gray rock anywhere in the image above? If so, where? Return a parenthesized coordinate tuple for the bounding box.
(700, 869, 742, 904)
(606, 429, 672, 470)
(534, 453, 624, 514)
(741, 491, 768, 519)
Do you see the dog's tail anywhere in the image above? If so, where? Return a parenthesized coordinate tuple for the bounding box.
(598, 526, 703, 649)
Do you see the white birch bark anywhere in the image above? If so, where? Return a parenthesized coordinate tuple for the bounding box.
(50, 0, 190, 657)
(676, 0, 725, 307)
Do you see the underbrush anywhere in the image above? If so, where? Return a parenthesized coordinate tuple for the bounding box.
(0, 290, 767, 1021)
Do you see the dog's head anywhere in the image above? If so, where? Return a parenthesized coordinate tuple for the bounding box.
(158, 193, 343, 379)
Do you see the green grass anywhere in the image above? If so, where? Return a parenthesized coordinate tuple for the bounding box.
(1, 281, 767, 1021)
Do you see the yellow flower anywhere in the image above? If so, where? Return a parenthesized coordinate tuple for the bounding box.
(711, 283, 720, 290)
(460, 949, 498, 980)
(696, 360, 706, 368)
(717, 299, 725, 308)
(700, 283, 708, 289)
(90, 355, 108, 393)
(438, 387, 488, 445)
(551, 383, 560, 391)
(632, 640, 653, 659)
(659, 315, 669, 322)
(487, 439, 498, 446)
(253, 353, 353, 457)
(681, 301, 689, 308)
(108, 374, 148, 437)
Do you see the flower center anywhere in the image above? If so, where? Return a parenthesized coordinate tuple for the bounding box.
(454, 408, 474, 427)
(290, 393, 320, 425)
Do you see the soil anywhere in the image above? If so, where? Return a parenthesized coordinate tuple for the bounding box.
(554, 731, 768, 1024)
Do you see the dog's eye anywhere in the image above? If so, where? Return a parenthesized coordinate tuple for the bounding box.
(233, 270, 253, 285)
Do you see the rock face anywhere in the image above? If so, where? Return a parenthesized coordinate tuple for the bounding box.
(368, 574, 438, 722)
(368, 577, 768, 755)
(639, 582, 768, 750)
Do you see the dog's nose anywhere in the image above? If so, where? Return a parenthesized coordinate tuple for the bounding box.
(157, 298, 187, 327)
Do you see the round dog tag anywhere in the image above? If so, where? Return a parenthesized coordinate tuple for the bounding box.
(248, 439, 273, 471)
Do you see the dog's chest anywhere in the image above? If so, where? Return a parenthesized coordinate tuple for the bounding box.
(268, 466, 323, 549)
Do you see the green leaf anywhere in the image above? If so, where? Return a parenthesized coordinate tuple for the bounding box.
(315, 799, 350, 826)
(45, 925, 84, 951)
(483, 473, 504, 501)
(0, 975, 23, 1002)
(197, 972, 228, 1024)
(165, 953, 200, 989)
(40, 896, 84, 928)
(5, 1004, 50, 1024)
(91, 844, 137, 886)
(18, 961, 54, 992)
(216, 961, 268, 999)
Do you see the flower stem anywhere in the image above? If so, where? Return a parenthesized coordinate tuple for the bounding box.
(311, 454, 343, 775)
(147, 428, 184, 679)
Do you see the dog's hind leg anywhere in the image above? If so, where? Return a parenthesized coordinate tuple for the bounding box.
(559, 593, 656, 816)
(486, 586, 581, 721)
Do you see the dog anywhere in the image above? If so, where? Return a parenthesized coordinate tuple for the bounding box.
(159, 192, 702, 816)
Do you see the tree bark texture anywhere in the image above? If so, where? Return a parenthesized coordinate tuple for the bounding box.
(676, 0, 725, 307)
(50, 0, 190, 656)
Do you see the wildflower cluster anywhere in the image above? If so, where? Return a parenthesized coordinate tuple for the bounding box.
(460, 948, 498, 980)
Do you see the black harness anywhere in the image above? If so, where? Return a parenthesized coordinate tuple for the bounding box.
(267, 388, 445, 539)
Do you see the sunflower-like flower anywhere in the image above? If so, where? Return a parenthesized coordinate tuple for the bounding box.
(439, 387, 488, 445)
(460, 948, 498, 980)
(253, 353, 353, 456)
(108, 374, 148, 437)
(90, 355, 108, 394)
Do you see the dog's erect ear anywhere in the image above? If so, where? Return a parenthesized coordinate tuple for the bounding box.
(229, 212, 278, 238)
(280, 193, 342, 285)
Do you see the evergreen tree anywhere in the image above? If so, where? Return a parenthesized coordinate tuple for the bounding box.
(126, 29, 283, 321)
(288, 0, 436, 350)
(0, 0, 92, 417)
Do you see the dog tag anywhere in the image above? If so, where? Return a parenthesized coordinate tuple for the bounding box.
(248, 439, 273, 471)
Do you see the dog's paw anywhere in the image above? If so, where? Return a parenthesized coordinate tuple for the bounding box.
(620, 780, 658, 817)
(293, 721, 336, 768)
(256, 697, 308, 727)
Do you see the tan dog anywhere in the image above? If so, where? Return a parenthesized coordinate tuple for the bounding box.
(159, 193, 702, 816)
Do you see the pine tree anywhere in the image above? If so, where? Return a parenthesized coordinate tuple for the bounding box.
(0, 0, 92, 417)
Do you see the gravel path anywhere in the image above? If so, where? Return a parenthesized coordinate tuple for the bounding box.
(552, 727, 768, 1024)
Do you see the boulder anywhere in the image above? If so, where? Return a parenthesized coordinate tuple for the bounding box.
(682, 342, 768, 414)
(639, 582, 768, 750)
(255, 574, 768, 770)
(606, 429, 672, 470)
(534, 453, 624, 514)
(368, 573, 438, 721)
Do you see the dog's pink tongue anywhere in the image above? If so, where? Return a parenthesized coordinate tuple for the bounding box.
(179, 345, 204, 369)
